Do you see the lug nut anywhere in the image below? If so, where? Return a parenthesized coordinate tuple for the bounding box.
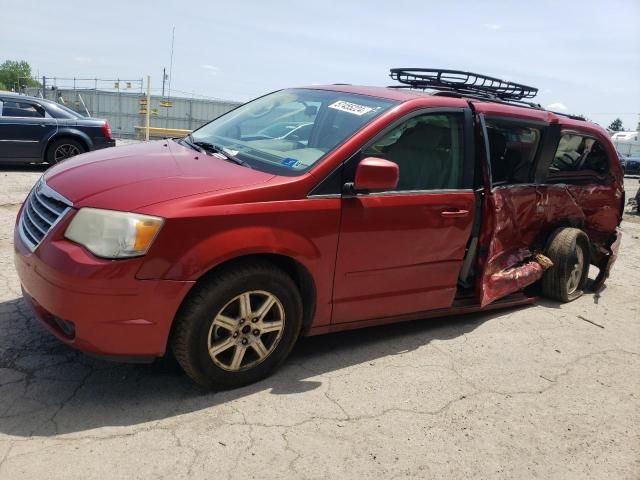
(239, 319, 245, 324)
(241, 338, 248, 345)
(232, 332, 238, 338)
(251, 317, 258, 323)
(253, 329, 260, 336)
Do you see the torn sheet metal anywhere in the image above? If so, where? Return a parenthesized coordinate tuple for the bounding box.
(481, 254, 552, 307)
(593, 227, 622, 292)
(479, 183, 620, 306)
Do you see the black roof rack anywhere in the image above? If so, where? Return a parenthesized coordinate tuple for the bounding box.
(389, 68, 538, 101)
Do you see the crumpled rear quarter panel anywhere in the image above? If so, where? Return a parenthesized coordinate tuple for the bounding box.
(479, 182, 621, 305)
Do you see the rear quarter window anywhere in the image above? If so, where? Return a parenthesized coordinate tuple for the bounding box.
(547, 133, 611, 183)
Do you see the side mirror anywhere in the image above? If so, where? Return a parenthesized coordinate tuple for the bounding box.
(352, 157, 399, 192)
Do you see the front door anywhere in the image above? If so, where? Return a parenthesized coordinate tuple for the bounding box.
(332, 110, 476, 324)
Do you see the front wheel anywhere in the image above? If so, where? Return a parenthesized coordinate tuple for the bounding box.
(541, 228, 590, 302)
(171, 262, 303, 389)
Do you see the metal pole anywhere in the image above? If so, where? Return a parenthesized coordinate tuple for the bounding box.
(168, 27, 175, 100)
(162, 67, 166, 97)
(78, 93, 91, 117)
(42, 76, 46, 99)
(145, 75, 151, 141)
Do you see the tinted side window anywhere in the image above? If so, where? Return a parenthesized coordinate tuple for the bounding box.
(363, 113, 464, 190)
(486, 120, 541, 185)
(1, 101, 45, 118)
(548, 134, 609, 179)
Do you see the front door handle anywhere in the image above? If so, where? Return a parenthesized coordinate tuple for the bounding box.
(440, 209, 469, 218)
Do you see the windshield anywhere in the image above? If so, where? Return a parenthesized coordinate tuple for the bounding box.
(190, 89, 397, 175)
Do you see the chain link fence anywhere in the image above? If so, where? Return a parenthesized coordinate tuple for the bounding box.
(23, 77, 241, 139)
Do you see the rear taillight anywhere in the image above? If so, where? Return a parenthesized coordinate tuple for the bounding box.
(102, 121, 113, 140)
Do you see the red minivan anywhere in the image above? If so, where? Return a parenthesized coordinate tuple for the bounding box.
(14, 69, 624, 388)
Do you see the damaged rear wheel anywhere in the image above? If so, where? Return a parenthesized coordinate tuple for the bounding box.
(542, 228, 590, 302)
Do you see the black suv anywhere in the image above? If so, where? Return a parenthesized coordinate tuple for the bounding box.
(0, 92, 115, 165)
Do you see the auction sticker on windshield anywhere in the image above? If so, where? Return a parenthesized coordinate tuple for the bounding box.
(328, 100, 374, 116)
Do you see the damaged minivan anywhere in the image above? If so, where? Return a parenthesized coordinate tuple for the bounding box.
(14, 69, 624, 388)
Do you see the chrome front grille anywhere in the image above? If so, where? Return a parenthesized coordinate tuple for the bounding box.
(18, 179, 73, 252)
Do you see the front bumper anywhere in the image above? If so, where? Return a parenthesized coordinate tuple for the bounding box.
(14, 224, 194, 358)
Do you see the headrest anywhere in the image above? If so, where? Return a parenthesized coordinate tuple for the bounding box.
(397, 123, 445, 150)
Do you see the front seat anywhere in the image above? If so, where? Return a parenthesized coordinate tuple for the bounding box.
(386, 123, 447, 190)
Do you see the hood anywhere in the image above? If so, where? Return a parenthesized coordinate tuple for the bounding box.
(45, 140, 275, 211)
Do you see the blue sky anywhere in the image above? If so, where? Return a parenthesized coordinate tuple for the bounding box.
(1, 0, 638, 129)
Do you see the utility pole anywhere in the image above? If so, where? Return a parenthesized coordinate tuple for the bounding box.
(145, 75, 151, 141)
(168, 27, 175, 100)
(162, 67, 166, 97)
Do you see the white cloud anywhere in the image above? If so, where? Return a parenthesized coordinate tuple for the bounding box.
(73, 56, 93, 63)
(200, 64, 220, 76)
(482, 23, 503, 30)
(546, 102, 568, 112)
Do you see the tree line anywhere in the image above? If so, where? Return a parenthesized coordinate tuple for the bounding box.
(0, 60, 40, 91)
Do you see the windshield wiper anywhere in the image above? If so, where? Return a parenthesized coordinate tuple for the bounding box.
(193, 141, 252, 168)
(181, 134, 206, 153)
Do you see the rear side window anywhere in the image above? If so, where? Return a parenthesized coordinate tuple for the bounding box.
(363, 113, 465, 190)
(548, 133, 610, 181)
(1, 101, 45, 118)
(486, 120, 541, 185)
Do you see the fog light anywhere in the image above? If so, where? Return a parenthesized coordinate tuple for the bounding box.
(52, 316, 76, 338)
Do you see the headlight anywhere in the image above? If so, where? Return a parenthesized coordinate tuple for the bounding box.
(65, 208, 164, 259)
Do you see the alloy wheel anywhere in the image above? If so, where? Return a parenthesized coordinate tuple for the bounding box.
(53, 144, 81, 162)
(207, 290, 285, 371)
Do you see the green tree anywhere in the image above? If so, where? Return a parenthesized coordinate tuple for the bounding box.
(608, 117, 624, 132)
(0, 60, 40, 92)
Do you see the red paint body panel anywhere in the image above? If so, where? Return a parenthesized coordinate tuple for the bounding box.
(13, 83, 624, 359)
(333, 192, 475, 322)
(14, 213, 193, 355)
(45, 141, 276, 211)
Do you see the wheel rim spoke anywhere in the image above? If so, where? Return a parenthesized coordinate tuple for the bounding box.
(260, 319, 283, 334)
(209, 337, 235, 357)
(251, 339, 269, 359)
(255, 296, 276, 321)
(213, 314, 237, 332)
(230, 345, 247, 370)
(239, 292, 252, 319)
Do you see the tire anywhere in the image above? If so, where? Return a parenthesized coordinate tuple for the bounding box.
(541, 228, 590, 302)
(171, 262, 303, 389)
(46, 138, 86, 164)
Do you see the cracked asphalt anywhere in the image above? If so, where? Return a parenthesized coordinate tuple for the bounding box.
(0, 165, 638, 479)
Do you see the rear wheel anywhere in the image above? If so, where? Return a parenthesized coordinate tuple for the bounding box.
(542, 228, 590, 302)
(46, 138, 86, 164)
(171, 262, 303, 389)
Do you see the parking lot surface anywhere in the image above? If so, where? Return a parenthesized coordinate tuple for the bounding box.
(0, 163, 638, 479)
